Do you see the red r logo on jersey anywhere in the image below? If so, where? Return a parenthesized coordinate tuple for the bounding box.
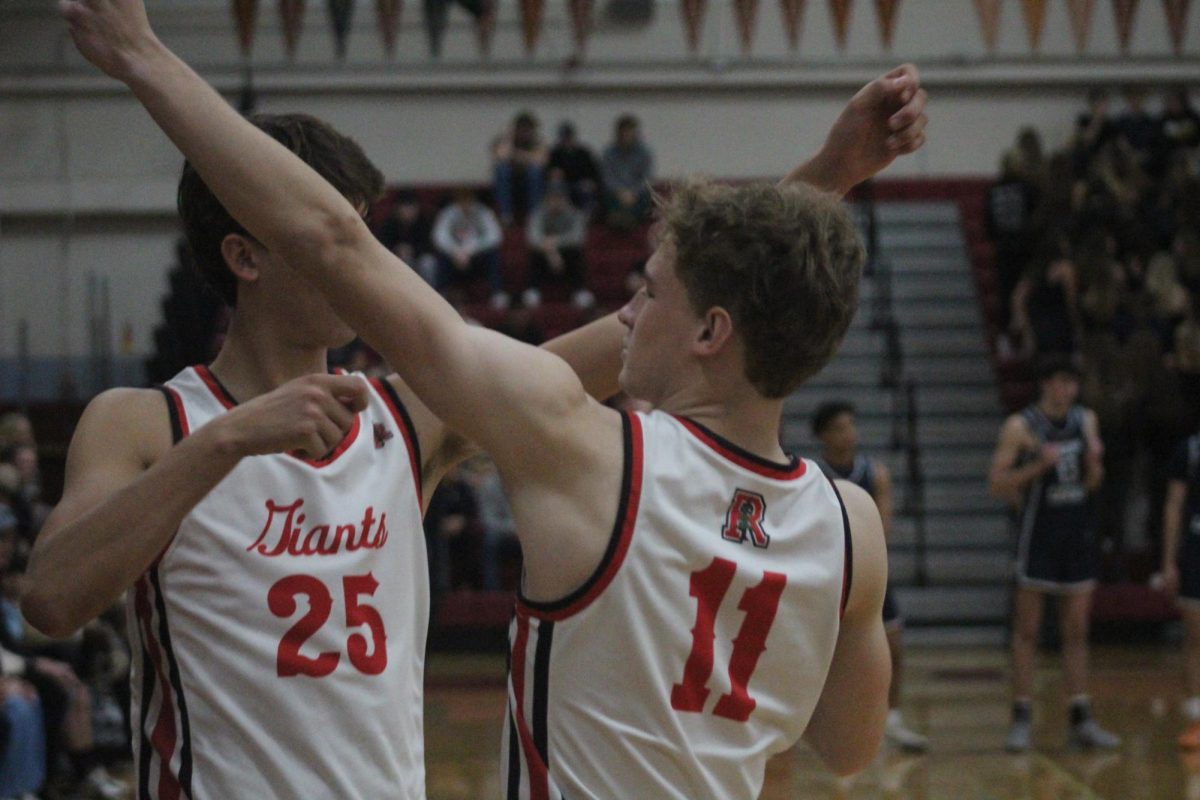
(721, 489, 770, 549)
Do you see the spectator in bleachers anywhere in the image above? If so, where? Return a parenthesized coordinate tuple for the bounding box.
(987, 143, 1043, 332)
(1115, 86, 1165, 174)
(423, 464, 476, 598)
(432, 188, 508, 309)
(491, 110, 548, 226)
(377, 189, 437, 285)
(0, 414, 34, 454)
(1161, 87, 1200, 154)
(548, 122, 602, 212)
(1073, 88, 1118, 172)
(601, 114, 654, 230)
(463, 457, 519, 591)
(524, 182, 593, 310)
(1009, 241, 1080, 359)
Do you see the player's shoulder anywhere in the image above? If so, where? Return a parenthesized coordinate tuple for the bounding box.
(76, 387, 174, 464)
(1000, 411, 1033, 437)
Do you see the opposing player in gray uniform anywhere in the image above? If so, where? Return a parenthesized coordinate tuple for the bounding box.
(813, 401, 928, 752)
(989, 356, 1119, 753)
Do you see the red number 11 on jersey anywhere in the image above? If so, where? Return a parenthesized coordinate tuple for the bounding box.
(670, 557, 787, 722)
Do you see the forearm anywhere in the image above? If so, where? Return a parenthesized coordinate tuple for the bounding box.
(780, 150, 856, 198)
(121, 41, 355, 265)
(992, 462, 1046, 497)
(23, 428, 241, 637)
(541, 313, 625, 402)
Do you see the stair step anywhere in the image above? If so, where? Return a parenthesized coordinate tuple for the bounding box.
(874, 201, 961, 225)
(891, 550, 1012, 585)
(895, 586, 1011, 624)
(892, 515, 1009, 549)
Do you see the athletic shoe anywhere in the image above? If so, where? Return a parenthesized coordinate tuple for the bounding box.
(1005, 719, 1033, 753)
(1181, 722, 1200, 750)
(884, 710, 929, 752)
(1068, 719, 1121, 751)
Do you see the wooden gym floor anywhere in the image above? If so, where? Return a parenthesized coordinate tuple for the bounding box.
(423, 643, 1200, 799)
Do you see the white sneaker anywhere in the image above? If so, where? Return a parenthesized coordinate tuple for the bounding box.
(1068, 719, 1121, 751)
(84, 765, 129, 800)
(885, 709, 929, 752)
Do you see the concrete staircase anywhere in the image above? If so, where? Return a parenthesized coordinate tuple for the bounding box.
(783, 201, 1010, 645)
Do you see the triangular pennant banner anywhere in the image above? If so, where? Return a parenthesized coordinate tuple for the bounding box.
(828, 0, 852, 49)
(520, 0, 544, 53)
(734, 0, 760, 52)
(233, 0, 260, 58)
(1112, 0, 1139, 52)
(328, 0, 355, 60)
(423, 0, 449, 58)
(375, 0, 402, 57)
(874, 0, 899, 50)
(1163, 0, 1191, 54)
(569, 0, 594, 53)
(279, 0, 306, 60)
(1066, 0, 1095, 51)
(474, 0, 497, 57)
(1021, 0, 1046, 49)
(681, 0, 707, 53)
(974, 0, 1002, 52)
(780, 0, 807, 50)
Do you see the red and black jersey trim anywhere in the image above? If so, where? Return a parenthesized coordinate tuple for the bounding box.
(824, 476, 854, 619)
(676, 416, 806, 480)
(194, 364, 237, 410)
(156, 387, 189, 444)
(151, 565, 193, 796)
(370, 378, 424, 508)
(516, 411, 644, 621)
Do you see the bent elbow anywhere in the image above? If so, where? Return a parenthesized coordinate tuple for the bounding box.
(21, 591, 80, 640)
(284, 209, 367, 276)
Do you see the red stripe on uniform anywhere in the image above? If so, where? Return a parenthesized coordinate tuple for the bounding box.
(370, 378, 423, 508)
(519, 412, 646, 622)
(134, 575, 182, 800)
(163, 386, 191, 437)
(292, 413, 361, 469)
(193, 365, 235, 410)
(511, 612, 550, 800)
(676, 417, 806, 480)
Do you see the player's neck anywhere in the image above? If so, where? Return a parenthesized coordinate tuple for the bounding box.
(1037, 399, 1070, 422)
(668, 393, 788, 464)
(207, 314, 331, 402)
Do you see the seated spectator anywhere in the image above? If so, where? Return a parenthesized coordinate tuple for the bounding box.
(1, 657, 45, 800)
(1114, 86, 1164, 174)
(601, 114, 654, 230)
(1073, 87, 1118, 172)
(432, 188, 507, 309)
(1010, 244, 1080, 358)
(462, 457, 519, 591)
(1161, 87, 1200, 154)
(0, 510, 125, 800)
(987, 147, 1042, 329)
(548, 121, 602, 211)
(524, 183, 593, 309)
(423, 464, 476, 596)
(0, 414, 34, 453)
(491, 110, 548, 225)
(377, 189, 436, 284)
(0, 442, 48, 549)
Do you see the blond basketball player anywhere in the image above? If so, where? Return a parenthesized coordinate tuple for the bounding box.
(59, 0, 927, 794)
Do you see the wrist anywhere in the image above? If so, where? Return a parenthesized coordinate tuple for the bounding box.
(121, 36, 174, 90)
(199, 414, 253, 461)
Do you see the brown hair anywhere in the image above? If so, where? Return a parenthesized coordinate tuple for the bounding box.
(660, 178, 863, 398)
(177, 113, 384, 305)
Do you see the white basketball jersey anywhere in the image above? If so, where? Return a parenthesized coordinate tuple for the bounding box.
(503, 410, 850, 800)
(128, 365, 428, 800)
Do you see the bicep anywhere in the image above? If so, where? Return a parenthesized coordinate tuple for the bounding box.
(40, 391, 163, 540)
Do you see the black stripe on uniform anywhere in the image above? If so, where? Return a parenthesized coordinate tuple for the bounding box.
(507, 711, 522, 800)
(825, 476, 853, 615)
(375, 377, 424, 475)
(155, 387, 184, 444)
(137, 629, 155, 799)
(149, 566, 194, 797)
(519, 413, 634, 614)
(532, 620, 554, 766)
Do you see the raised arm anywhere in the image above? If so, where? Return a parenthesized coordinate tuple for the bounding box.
(803, 481, 890, 775)
(23, 376, 366, 637)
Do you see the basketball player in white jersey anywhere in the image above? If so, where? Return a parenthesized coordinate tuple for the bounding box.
(58, 2, 927, 794)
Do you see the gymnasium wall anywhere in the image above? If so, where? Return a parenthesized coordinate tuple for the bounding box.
(0, 0, 1197, 395)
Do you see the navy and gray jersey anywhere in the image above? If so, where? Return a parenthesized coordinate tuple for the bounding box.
(1015, 404, 1098, 591)
(815, 454, 876, 496)
(1172, 435, 1200, 603)
(816, 454, 900, 624)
